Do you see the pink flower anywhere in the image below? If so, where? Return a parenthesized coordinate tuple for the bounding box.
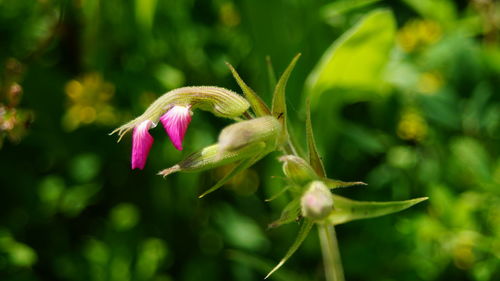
(130, 106, 192, 170)
(160, 105, 192, 150)
(132, 120, 154, 170)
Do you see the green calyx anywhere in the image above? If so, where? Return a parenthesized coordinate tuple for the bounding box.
(218, 116, 282, 153)
(279, 155, 318, 185)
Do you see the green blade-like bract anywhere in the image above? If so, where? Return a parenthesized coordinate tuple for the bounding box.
(272, 53, 301, 144)
(265, 219, 314, 279)
(327, 195, 428, 225)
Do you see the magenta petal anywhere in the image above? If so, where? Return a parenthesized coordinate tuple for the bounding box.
(131, 120, 154, 170)
(160, 105, 192, 150)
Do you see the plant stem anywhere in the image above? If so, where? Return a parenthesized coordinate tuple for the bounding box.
(318, 224, 345, 281)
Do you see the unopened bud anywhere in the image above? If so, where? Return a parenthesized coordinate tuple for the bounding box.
(301, 181, 333, 220)
(218, 116, 281, 153)
(158, 141, 265, 177)
(279, 155, 317, 184)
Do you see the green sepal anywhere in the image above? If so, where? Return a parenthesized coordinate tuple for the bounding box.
(323, 178, 367, 189)
(268, 197, 301, 229)
(279, 155, 318, 185)
(265, 219, 314, 279)
(271, 54, 301, 144)
(305, 98, 326, 178)
(265, 185, 292, 202)
(226, 62, 271, 117)
(157, 142, 266, 177)
(198, 146, 268, 198)
(327, 195, 428, 225)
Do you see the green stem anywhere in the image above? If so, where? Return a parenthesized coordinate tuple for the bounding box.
(282, 137, 345, 281)
(318, 224, 345, 281)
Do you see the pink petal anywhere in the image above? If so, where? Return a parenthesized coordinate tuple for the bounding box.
(160, 105, 192, 150)
(131, 120, 154, 170)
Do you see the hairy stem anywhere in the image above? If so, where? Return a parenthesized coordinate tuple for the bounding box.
(318, 224, 345, 281)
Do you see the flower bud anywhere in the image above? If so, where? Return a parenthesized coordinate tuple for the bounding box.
(301, 181, 333, 220)
(158, 142, 265, 177)
(218, 116, 281, 153)
(279, 155, 317, 185)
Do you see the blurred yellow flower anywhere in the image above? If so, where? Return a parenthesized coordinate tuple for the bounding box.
(219, 2, 240, 27)
(418, 71, 443, 94)
(397, 108, 428, 142)
(397, 19, 442, 52)
(62, 73, 119, 131)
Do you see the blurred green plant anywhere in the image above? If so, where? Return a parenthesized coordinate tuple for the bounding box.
(112, 45, 427, 280)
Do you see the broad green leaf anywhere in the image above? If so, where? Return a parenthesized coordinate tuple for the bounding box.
(198, 146, 268, 198)
(327, 195, 428, 225)
(135, 0, 157, 31)
(402, 0, 456, 26)
(268, 198, 301, 229)
(323, 178, 367, 189)
(272, 53, 301, 140)
(265, 219, 314, 279)
(305, 99, 326, 178)
(226, 62, 271, 117)
(306, 9, 396, 107)
(321, 0, 382, 18)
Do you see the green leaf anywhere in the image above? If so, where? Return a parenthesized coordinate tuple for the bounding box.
(402, 0, 456, 25)
(306, 9, 396, 107)
(226, 62, 271, 117)
(268, 198, 301, 229)
(327, 195, 428, 225)
(321, 0, 382, 18)
(135, 0, 157, 31)
(323, 178, 367, 189)
(272, 53, 301, 140)
(265, 219, 314, 279)
(305, 99, 326, 178)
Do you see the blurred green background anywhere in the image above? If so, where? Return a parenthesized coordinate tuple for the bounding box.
(0, 0, 499, 280)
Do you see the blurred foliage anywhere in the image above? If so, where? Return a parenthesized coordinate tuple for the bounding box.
(0, 0, 499, 281)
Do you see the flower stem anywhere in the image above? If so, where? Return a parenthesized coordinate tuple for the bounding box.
(318, 224, 345, 281)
